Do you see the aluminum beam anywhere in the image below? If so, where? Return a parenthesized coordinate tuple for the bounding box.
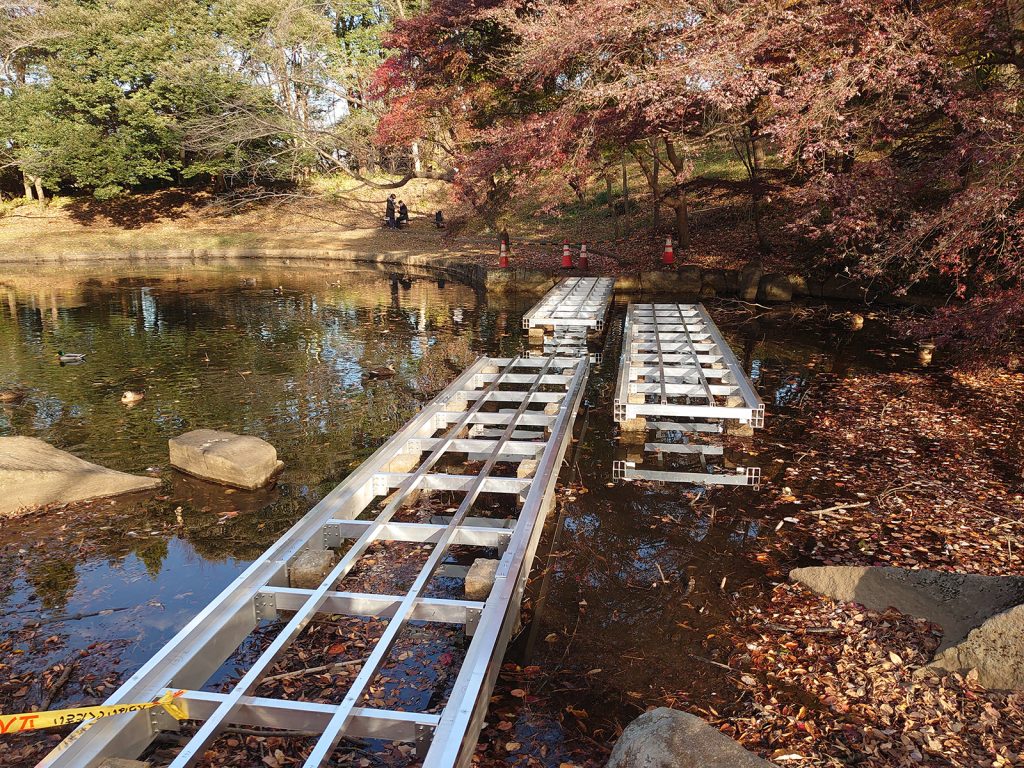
(40, 353, 589, 768)
(521, 277, 614, 331)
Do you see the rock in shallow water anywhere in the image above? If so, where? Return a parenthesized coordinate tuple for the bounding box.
(465, 558, 500, 600)
(289, 549, 336, 590)
(169, 429, 283, 490)
(0, 436, 160, 517)
(607, 708, 776, 768)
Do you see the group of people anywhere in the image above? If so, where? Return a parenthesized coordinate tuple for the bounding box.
(385, 193, 445, 230)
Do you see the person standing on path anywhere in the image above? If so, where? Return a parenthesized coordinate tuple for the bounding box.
(385, 194, 396, 228)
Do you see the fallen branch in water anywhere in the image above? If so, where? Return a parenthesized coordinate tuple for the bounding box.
(41, 660, 77, 710)
(260, 658, 366, 683)
(21, 606, 132, 628)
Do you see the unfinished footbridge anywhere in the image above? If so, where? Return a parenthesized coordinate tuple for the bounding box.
(41, 278, 762, 768)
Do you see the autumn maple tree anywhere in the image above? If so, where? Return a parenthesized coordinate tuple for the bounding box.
(376, 0, 1024, 359)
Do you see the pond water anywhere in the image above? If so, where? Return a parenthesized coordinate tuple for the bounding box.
(0, 262, 917, 766)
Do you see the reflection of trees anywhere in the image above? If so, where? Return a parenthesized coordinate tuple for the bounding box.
(0, 265, 515, 605)
(24, 556, 77, 612)
(136, 537, 169, 579)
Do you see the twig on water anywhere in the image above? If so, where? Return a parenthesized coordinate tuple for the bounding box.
(260, 658, 365, 683)
(41, 661, 77, 710)
(808, 501, 870, 519)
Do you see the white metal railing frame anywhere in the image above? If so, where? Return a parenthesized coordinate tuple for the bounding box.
(40, 353, 590, 768)
(613, 303, 765, 428)
(521, 277, 615, 332)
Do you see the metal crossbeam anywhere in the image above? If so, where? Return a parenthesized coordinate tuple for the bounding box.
(41, 353, 589, 768)
(613, 461, 761, 487)
(613, 303, 764, 427)
(521, 277, 614, 331)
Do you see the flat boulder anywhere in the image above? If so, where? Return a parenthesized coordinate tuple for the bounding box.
(169, 429, 283, 490)
(929, 603, 1024, 689)
(465, 558, 500, 601)
(738, 264, 763, 302)
(791, 565, 1024, 689)
(757, 274, 794, 303)
(0, 436, 160, 517)
(790, 566, 1024, 652)
(607, 708, 776, 768)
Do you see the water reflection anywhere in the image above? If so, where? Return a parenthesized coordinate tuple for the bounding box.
(0, 263, 529, 679)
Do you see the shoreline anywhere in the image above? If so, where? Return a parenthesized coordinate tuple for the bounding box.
(0, 244, 950, 307)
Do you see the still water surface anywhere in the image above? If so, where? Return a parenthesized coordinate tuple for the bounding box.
(0, 262, 915, 764)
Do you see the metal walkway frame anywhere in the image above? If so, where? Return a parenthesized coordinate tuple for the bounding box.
(521, 277, 615, 332)
(613, 303, 764, 427)
(42, 354, 589, 768)
(613, 460, 761, 487)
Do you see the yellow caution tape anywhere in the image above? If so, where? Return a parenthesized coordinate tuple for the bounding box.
(0, 689, 187, 735)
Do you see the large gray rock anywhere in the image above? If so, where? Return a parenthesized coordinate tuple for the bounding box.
(607, 708, 776, 768)
(169, 429, 283, 490)
(929, 603, 1024, 689)
(738, 264, 763, 302)
(677, 266, 703, 295)
(790, 566, 1024, 652)
(701, 269, 729, 294)
(787, 274, 810, 296)
(0, 436, 160, 516)
(791, 566, 1024, 689)
(641, 269, 701, 296)
(290, 549, 336, 590)
(821, 276, 867, 301)
(757, 274, 793, 303)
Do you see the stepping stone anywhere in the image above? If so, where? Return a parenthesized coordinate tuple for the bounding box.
(608, 707, 776, 768)
(169, 429, 283, 490)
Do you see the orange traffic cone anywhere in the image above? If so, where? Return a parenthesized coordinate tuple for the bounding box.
(662, 236, 675, 267)
(499, 240, 509, 268)
(561, 239, 574, 269)
(579, 242, 590, 270)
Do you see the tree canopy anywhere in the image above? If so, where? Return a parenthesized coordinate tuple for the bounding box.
(1, 0, 1022, 356)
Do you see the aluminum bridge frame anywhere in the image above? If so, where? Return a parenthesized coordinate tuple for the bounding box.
(42, 353, 589, 768)
(613, 303, 762, 488)
(613, 303, 764, 427)
(521, 277, 615, 333)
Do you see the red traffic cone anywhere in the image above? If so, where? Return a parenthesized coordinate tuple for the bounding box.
(662, 235, 675, 267)
(498, 240, 509, 268)
(579, 242, 590, 270)
(561, 239, 574, 269)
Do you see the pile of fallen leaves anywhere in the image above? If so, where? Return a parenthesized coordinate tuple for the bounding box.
(772, 369, 1024, 575)
(718, 582, 1024, 767)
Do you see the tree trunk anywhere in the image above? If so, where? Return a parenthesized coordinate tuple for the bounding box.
(621, 154, 629, 216)
(34, 176, 45, 204)
(412, 142, 422, 172)
(606, 172, 620, 238)
(649, 138, 660, 231)
(1010, 0, 1024, 58)
(23, 173, 34, 201)
(674, 197, 690, 249)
